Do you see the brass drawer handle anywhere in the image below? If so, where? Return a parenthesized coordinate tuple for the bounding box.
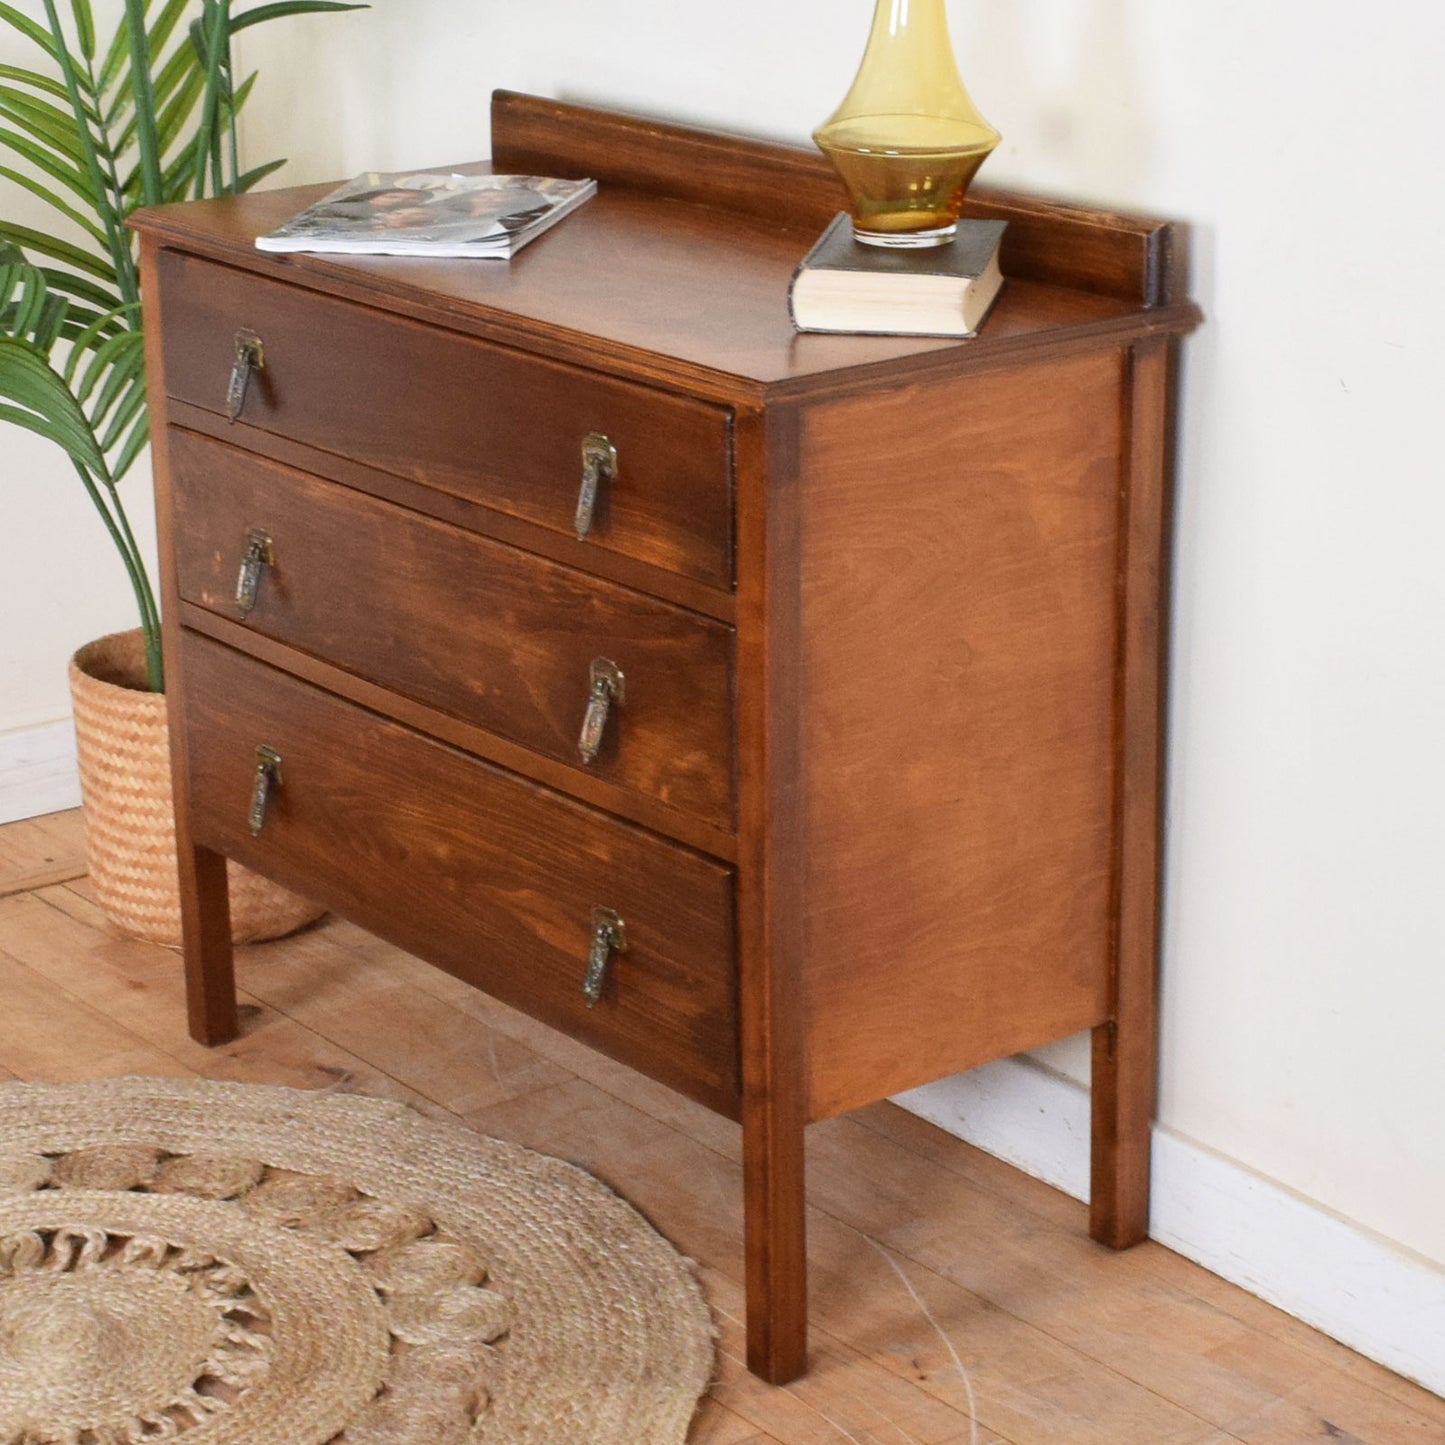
(249, 745, 283, 836)
(575, 432, 617, 540)
(577, 658, 624, 765)
(583, 906, 626, 1008)
(234, 528, 275, 618)
(226, 329, 265, 422)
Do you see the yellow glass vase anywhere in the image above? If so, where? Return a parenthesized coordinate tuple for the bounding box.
(814, 0, 1000, 248)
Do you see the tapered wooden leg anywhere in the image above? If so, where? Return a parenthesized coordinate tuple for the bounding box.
(1090, 337, 1170, 1250)
(178, 840, 238, 1045)
(742, 1103, 808, 1383)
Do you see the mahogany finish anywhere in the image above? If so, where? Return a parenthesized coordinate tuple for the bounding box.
(131, 179, 1192, 399)
(156, 249, 734, 588)
(168, 428, 735, 829)
(1090, 337, 1174, 1248)
(181, 633, 740, 1114)
(134, 91, 1199, 1384)
(164, 399, 736, 623)
(796, 350, 1122, 1120)
(490, 89, 1184, 306)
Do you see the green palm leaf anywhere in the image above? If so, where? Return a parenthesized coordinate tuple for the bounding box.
(37, 264, 125, 317)
(231, 1, 366, 29)
(0, 63, 72, 101)
(101, 0, 191, 111)
(2, 0, 367, 690)
(122, 0, 163, 203)
(72, 0, 96, 60)
(234, 155, 284, 192)
(0, 223, 115, 281)
(0, 87, 90, 163)
(0, 126, 97, 202)
(0, 164, 108, 245)
(110, 405, 149, 479)
(0, 340, 108, 476)
(0, 3, 62, 60)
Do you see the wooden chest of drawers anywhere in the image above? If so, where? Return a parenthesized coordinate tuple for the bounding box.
(135, 91, 1199, 1383)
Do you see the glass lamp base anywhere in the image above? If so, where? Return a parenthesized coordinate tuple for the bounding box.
(852, 222, 957, 250)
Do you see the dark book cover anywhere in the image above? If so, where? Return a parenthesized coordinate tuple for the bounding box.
(788, 212, 1008, 336)
(797, 211, 1007, 282)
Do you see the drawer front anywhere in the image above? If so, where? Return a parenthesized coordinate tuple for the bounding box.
(157, 250, 733, 587)
(170, 428, 735, 830)
(181, 633, 739, 1113)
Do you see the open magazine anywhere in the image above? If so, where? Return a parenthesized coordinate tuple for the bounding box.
(255, 171, 598, 259)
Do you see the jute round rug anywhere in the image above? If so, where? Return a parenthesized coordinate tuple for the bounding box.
(0, 1077, 714, 1444)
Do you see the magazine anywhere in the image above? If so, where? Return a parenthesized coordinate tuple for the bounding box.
(254, 171, 598, 259)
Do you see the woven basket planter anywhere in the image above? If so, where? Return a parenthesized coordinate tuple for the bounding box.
(69, 629, 323, 946)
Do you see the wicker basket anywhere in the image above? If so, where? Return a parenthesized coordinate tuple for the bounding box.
(69, 629, 323, 946)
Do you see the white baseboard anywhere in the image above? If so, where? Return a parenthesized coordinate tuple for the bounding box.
(0, 720, 81, 825)
(896, 1059, 1445, 1398)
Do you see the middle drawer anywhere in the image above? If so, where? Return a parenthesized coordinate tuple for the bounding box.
(169, 427, 735, 830)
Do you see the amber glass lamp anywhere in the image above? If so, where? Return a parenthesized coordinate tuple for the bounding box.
(814, 0, 1000, 248)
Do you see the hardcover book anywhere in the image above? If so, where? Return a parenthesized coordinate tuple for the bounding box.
(789, 212, 1008, 337)
(255, 171, 597, 259)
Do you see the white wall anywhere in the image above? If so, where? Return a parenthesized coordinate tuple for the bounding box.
(6, 0, 1443, 1345)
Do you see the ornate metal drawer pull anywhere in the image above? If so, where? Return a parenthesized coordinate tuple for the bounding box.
(226, 329, 265, 422)
(583, 906, 627, 1008)
(575, 432, 617, 540)
(577, 658, 624, 765)
(234, 528, 275, 618)
(249, 745, 283, 836)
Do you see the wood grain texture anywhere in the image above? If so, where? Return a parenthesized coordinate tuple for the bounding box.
(9, 816, 1440, 1443)
(168, 427, 736, 830)
(179, 633, 740, 1115)
(140, 238, 239, 1046)
(1091, 337, 1172, 1248)
(165, 400, 736, 622)
(0, 810, 87, 897)
(177, 603, 739, 863)
(130, 175, 1198, 402)
(796, 351, 1125, 1121)
(156, 249, 735, 588)
(490, 90, 1184, 306)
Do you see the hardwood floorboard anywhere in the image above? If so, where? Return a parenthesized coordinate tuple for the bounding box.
(462, 1076, 1230, 1444)
(702, 1266, 1018, 1445)
(0, 808, 87, 897)
(0, 812, 1440, 1445)
(850, 1094, 1445, 1434)
(16, 886, 448, 1118)
(0, 943, 195, 1081)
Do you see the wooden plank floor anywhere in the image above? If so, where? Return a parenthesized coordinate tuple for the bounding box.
(2, 809, 1442, 1444)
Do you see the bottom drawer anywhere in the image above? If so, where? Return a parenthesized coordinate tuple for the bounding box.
(180, 633, 739, 1114)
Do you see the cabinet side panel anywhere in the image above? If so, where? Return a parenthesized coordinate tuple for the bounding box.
(799, 351, 1125, 1121)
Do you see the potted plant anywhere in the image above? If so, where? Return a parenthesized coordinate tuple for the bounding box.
(0, 0, 361, 943)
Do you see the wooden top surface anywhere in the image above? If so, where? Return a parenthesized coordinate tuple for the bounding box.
(131, 93, 1200, 401)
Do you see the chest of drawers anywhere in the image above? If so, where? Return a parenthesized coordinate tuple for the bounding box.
(134, 91, 1199, 1383)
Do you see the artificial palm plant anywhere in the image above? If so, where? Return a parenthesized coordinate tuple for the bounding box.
(0, 0, 361, 692)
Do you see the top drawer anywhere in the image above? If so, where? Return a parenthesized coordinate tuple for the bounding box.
(155, 250, 734, 588)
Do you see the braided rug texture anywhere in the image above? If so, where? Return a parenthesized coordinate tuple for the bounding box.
(0, 1077, 714, 1445)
